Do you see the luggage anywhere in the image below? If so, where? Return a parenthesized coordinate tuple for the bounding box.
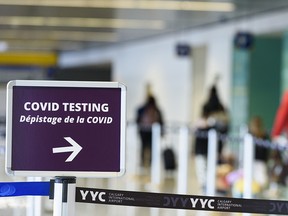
(163, 148, 176, 170)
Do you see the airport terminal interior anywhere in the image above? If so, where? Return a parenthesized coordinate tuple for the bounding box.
(1, 0, 288, 215)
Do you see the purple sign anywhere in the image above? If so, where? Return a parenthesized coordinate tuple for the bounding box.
(6, 80, 126, 177)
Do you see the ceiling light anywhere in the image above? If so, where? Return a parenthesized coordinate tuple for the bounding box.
(0, 41, 8, 52)
(0, 17, 165, 29)
(0, 30, 118, 42)
(4, 40, 84, 51)
(0, 0, 235, 12)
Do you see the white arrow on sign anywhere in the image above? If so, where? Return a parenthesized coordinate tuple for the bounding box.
(53, 137, 83, 162)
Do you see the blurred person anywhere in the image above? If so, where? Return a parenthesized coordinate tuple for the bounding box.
(271, 90, 288, 140)
(193, 84, 229, 193)
(270, 91, 288, 186)
(248, 116, 270, 189)
(136, 92, 164, 168)
(228, 116, 280, 198)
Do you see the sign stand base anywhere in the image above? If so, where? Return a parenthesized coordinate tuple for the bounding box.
(53, 177, 76, 216)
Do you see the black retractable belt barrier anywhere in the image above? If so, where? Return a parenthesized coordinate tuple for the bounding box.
(2, 181, 287, 215)
(75, 187, 288, 215)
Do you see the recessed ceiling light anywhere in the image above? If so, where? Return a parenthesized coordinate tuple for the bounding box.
(0, 17, 166, 29)
(0, 0, 235, 12)
(0, 41, 8, 52)
(0, 30, 118, 42)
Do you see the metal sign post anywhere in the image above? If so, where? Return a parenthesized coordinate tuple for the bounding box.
(53, 177, 76, 216)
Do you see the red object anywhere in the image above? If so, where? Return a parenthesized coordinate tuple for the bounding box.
(271, 91, 288, 138)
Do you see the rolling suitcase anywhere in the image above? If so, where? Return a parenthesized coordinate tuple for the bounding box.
(163, 148, 176, 170)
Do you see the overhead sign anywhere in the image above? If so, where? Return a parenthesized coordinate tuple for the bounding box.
(6, 80, 126, 177)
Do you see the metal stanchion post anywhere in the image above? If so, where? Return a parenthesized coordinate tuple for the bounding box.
(150, 124, 161, 216)
(177, 126, 189, 216)
(151, 123, 162, 186)
(26, 177, 43, 216)
(126, 122, 139, 176)
(243, 133, 254, 199)
(177, 126, 189, 194)
(53, 177, 76, 216)
(206, 129, 217, 196)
